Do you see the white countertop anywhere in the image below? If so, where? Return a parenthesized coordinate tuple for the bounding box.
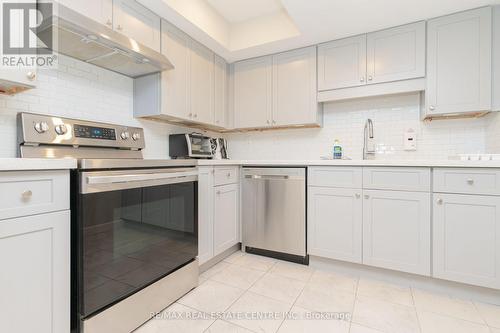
(0, 158, 77, 171)
(196, 159, 500, 168)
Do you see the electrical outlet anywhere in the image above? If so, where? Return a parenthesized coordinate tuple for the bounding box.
(404, 129, 417, 151)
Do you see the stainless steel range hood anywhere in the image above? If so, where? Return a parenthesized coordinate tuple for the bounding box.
(37, 4, 173, 78)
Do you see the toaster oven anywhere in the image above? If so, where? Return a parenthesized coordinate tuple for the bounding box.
(169, 133, 213, 159)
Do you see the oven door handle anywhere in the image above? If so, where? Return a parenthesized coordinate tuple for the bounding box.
(86, 171, 199, 185)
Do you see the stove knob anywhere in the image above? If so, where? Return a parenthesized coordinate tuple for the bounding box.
(34, 122, 49, 133)
(132, 133, 141, 141)
(55, 124, 68, 135)
(120, 131, 130, 140)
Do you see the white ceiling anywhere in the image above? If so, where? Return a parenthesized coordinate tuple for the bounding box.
(206, 0, 283, 23)
(138, 0, 500, 62)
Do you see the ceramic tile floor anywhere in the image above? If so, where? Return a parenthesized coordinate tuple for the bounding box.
(134, 251, 500, 333)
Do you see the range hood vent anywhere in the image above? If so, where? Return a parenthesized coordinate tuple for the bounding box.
(38, 4, 173, 78)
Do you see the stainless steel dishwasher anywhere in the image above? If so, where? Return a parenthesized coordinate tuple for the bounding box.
(242, 167, 308, 264)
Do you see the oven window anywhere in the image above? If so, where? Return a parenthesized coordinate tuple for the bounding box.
(79, 182, 197, 317)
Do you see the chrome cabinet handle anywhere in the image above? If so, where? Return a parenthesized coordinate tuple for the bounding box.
(216, 190, 221, 195)
(364, 194, 370, 199)
(22, 190, 33, 200)
(360, 77, 365, 82)
(226, 173, 231, 178)
(467, 179, 474, 185)
(106, 19, 112, 26)
(355, 193, 361, 199)
(368, 76, 373, 81)
(117, 24, 123, 31)
(194, 114, 198, 118)
(429, 105, 435, 111)
(266, 120, 270, 124)
(188, 113, 193, 118)
(437, 198, 443, 205)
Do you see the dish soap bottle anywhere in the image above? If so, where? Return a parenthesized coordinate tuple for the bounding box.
(333, 140, 342, 159)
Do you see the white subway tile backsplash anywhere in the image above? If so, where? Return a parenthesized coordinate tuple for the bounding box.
(227, 93, 500, 160)
(0, 54, 203, 159)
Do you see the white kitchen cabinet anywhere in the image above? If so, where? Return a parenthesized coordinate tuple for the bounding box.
(366, 21, 425, 84)
(57, 0, 113, 26)
(233, 56, 273, 129)
(198, 167, 214, 265)
(425, 7, 492, 117)
(308, 187, 362, 263)
(0, 211, 70, 333)
(272, 46, 321, 126)
(363, 189, 431, 276)
(214, 183, 240, 256)
(160, 20, 190, 120)
(318, 35, 367, 91)
(113, 0, 161, 52)
(433, 193, 500, 289)
(190, 41, 214, 124)
(214, 55, 228, 127)
(493, 6, 500, 111)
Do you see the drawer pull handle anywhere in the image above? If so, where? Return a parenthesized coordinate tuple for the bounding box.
(364, 194, 370, 199)
(216, 190, 221, 195)
(437, 198, 443, 205)
(355, 193, 361, 199)
(467, 179, 474, 185)
(227, 173, 231, 178)
(22, 190, 33, 200)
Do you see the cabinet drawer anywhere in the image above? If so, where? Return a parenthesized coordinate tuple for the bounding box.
(214, 166, 240, 186)
(363, 167, 430, 192)
(0, 171, 69, 220)
(433, 168, 500, 195)
(308, 167, 362, 188)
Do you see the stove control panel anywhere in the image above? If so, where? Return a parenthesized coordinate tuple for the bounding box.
(75, 124, 116, 140)
(18, 112, 145, 150)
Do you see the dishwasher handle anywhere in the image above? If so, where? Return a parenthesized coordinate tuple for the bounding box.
(245, 174, 288, 180)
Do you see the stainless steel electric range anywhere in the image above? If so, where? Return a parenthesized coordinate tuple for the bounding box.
(18, 113, 199, 333)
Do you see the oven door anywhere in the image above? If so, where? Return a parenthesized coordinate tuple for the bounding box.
(76, 168, 198, 319)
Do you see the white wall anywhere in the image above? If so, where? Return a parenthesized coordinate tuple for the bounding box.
(0, 55, 205, 159)
(226, 93, 499, 160)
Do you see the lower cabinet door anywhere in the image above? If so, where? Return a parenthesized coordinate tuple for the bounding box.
(433, 193, 500, 289)
(197, 167, 214, 265)
(214, 183, 239, 256)
(307, 186, 362, 263)
(363, 190, 431, 276)
(0, 210, 70, 333)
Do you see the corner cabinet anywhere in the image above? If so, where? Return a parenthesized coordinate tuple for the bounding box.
(190, 41, 215, 124)
(214, 55, 229, 128)
(425, 7, 492, 117)
(433, 194, 500, 289)
(233, 46, 321, 129)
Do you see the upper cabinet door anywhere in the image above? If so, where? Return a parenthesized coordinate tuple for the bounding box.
(433, 194, 500, 289)
(214, 55, 228, 128)
(233, 56, 273, 129)
(318, 35, 367, 91)
(190, 41, 215, 125)
(366, 22, 426, 84)
(426, 7, 492, 116)
(113, 0, 161, 52)
(161, 21, 190, 120)
(272, 46, 318, 126)
(57, 0, 113, 26)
